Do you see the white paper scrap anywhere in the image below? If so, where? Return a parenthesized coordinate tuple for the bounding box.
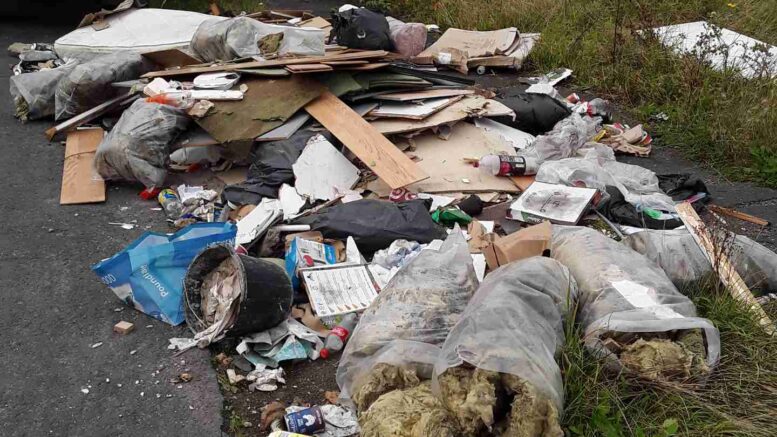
(235, 198, 282, 245)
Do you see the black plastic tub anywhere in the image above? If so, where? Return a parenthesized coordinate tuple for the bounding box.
(184, 244, 292, 337)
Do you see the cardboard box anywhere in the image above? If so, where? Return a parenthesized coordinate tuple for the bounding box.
(483, 221, 552, 270)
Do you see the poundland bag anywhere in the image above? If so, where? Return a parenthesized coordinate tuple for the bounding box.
(91, 223, 237, 325)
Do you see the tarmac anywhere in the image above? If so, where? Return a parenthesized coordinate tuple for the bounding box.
(1, 10, 776, 437)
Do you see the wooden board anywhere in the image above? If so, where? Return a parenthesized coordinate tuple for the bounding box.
(367, 122, 520, 195)
(708, 204, 770, 226)
(286, 64, 334, 73)
(510, 175, 535, 191)
(195, 76, 325, 144)
(142, 50, 389, 78)
(369, 96, 515, 135)
(46, 93, 138, 141)
(60, 128, 106, 205)
(322, 60, 369, 66)
(675, 202, 775, 335)
(339, 62, 390, 71)
(305, 91, 427, 189)
(141, 48, 201, 68)
(374, 88, 474, 102)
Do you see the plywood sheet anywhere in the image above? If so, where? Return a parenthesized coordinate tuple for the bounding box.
(60, 128, 106, 205)
(305, 91, 427, 189)
(195, 76, 325, 144)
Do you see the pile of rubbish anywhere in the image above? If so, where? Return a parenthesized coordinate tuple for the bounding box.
(11, 2, 777, 436)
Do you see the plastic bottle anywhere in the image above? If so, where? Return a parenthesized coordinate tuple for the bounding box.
(146, 92, 194, 109)
(319, 313, 358, 359)
(158, 189, 183, 220)
(478, 154, 538, 176)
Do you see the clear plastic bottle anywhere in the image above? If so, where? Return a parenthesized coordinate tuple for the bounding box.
(319, 313, 358, 359)
(158, 189, 183, 220)
(478, 154, 538, 176)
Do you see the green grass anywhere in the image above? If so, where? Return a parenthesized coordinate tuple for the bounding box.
(561, 280, 777, 436)
(366, 0, 777, 187)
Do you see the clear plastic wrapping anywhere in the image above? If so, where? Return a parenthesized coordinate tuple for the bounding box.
(623, 227, 777, 296)
(433, 257, 577, 417)
(336, 231, 478, 406)
(551, 226, 720, 372)
(190, 17, 325, 62)
(536, 150, 676, 212)
(94, 99, 189, 188)
(9, 60, 79, 121)
(54, 51, 149, 120)
(520, 113, 601, 164)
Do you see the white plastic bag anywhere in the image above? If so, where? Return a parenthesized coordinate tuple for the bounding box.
(9, 60, 79, 121)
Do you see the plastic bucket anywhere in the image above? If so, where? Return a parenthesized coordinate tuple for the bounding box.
(184, 244, 292, 337)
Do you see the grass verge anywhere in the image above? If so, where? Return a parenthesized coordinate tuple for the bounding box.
(561, 280, 777, 436)
(369, 0, 777, 187)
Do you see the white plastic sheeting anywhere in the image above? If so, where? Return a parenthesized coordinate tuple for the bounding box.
(651, 21, 777, 79)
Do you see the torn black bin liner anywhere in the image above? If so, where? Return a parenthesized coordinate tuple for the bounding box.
(494, 92, 571, 136)
(295, 199, 448, 254)
(223, 129, 333, 206)
(657, 173, 710, 202)
(598, 186, 684, 229)
(330, 8, 392, 51)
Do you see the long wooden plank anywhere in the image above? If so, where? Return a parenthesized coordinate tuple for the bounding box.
(305, 91, 427, 189)
(142, 50, 389, 79)
(46, 92, 138, 141)
(675, 202, 775, 335)
(708, 204, 770, 227)
(60, 128, 106, 205)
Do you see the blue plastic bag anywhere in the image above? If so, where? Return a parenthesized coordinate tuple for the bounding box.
(92, 223, 237, 325)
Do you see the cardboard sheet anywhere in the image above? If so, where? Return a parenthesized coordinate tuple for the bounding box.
(482, 221, 552, 270)
(367, 122, 520, 195)
(60, 128, 106, 205)
(368, 96, 463, 120)
(369, 96, 514, 135)
(374, 88, 474, 102)
(417, 27, 518, 61)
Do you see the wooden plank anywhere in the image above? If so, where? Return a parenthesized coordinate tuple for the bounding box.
(60, 128, 106, 205)
(142, 50, 389, 78)
(305, 91, 427, 189)
(708, 204, 770, 226)
(141, 48, 201, 68)
(322, 60, 369, 66)
(339, 62, 390, 71)
(675, 202, 775, 335)
(45, 92, 138, 141)
(286, 64, 334, 73)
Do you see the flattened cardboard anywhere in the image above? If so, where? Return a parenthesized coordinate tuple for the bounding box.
(60, 128, 106, 205)
(482, 221, 552, 270)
